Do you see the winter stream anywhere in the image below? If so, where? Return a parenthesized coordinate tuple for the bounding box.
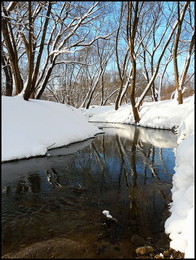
(2, 123, 177, 258)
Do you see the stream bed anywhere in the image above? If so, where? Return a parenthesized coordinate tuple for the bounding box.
(2, 123, 178, 258)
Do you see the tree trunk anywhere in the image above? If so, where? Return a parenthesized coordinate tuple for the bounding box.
(130, 66, 140, 123)
(173, 2, 189, 105)
(115, 81, 124, 110)
(177, 89, 183, 104)
(127, 2, 140, 123)
(36, 65, 54, 100)
(2, 9, 24, 94)
(2, 55, 13, 96)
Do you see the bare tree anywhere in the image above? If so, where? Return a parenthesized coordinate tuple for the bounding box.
(98, 40, 115, 106)
(127, 1, 144, 123)
(157, 53, 173, 101)
(138, 2, 169, 102)
(1, 2, 24, 95)
(114, 2, 131, 110)
(135, 1, 190, 111)
(173, 2, 195, 104)
(77, 38, 114, 109)
(1, 1, 114, 101)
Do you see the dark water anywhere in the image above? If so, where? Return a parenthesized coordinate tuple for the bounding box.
(1, 124, 177, 258)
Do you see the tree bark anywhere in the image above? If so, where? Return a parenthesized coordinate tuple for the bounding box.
(173, 2, 189, 105)
(1, 16, 23, 94)
(127, 1, 140, 123)
(130, 64, 140, 123)
(2, 54, 13, 96)
(23, 2, 34, 101)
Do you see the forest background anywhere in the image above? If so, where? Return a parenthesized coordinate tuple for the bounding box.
(1, 1, 195, 122)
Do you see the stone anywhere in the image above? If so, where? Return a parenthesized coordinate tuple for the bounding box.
(136, 245, 154, 255)
(163, 249, 171, 257)
(154, 253, 164, 259)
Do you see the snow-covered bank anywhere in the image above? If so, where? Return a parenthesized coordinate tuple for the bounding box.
(2, 96, 101, 162)
(164, 111, 194, 258)
(84, 96, 194, 130)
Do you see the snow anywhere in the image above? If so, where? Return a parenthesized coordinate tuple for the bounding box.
(2, 95, 101, 162)
(2, 94, 194, 258)
(102, 210, 113, 219)
(102, 210, 118, 222)
(164, 113, 194, 258)
(83, 96, 193, 130)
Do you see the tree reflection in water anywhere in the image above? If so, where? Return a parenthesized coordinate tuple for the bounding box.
(84, 125, 176, 237)
(2, 123, 177, 256)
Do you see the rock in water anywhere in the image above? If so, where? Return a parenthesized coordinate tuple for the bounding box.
(136, 245, 154, 255)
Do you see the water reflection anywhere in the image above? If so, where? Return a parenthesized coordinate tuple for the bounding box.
(2, 124, 177, 258)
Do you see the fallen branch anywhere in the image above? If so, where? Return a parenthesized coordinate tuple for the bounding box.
(46, 142, 56, 149)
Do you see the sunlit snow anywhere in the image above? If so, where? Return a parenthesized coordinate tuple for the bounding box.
(2, 95, 101, 162)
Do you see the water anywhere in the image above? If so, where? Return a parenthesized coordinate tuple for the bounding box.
(1, 124, 177, 258)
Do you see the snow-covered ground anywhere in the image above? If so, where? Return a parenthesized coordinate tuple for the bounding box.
(2, 95, 194, 258)
(2, 95, 101, 162)
(164, 113, 194, 258)
(83, 96, 193, 130)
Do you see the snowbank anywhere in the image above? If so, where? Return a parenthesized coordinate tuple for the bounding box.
(84, 96, 193, 130)
(2, 96, 101, 162)
(165, 103, 194, 258)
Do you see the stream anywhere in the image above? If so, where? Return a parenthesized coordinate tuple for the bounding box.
(1, 123, 177, 258)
